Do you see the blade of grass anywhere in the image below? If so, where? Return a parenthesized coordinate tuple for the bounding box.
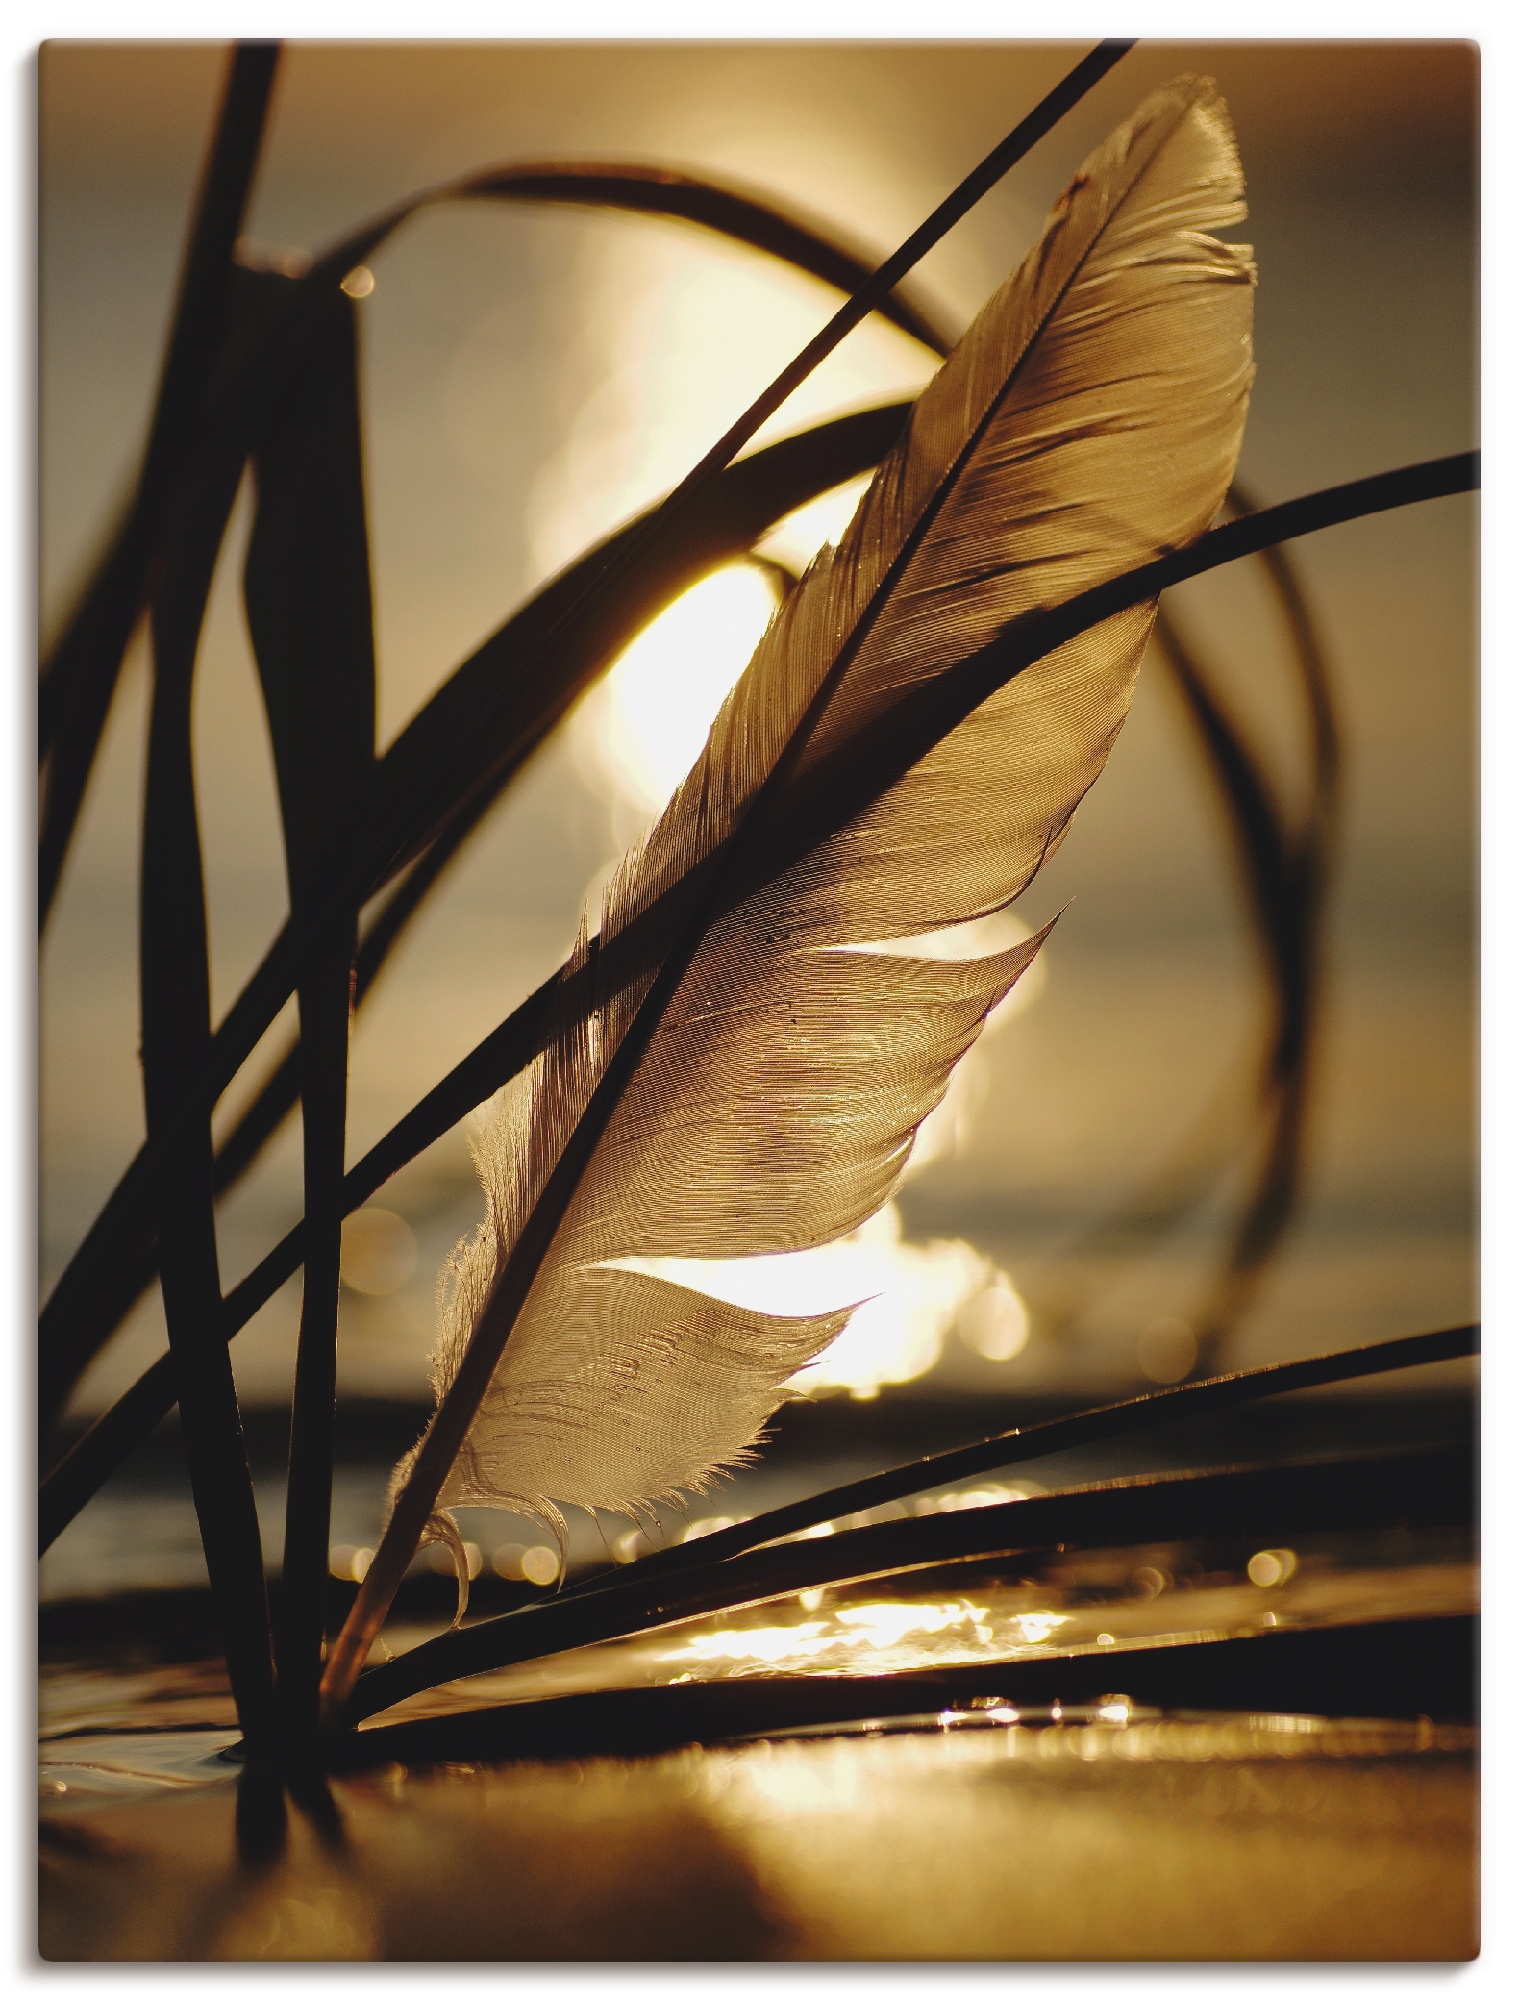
(365, 42, 1136, 892)
(317, 452, 1478, 1720)
(38, 403, 913, 1432)
(39, 42, 280, 926)
(42, 42, 1130, 1408)
(345, 1434, 1473, 1727)
(464, 162, 954, 355)
(242, 292, 377, 1746)
(139, 451, 277, 1757)
(40, 460, 1479, 1551)
(340, 1611, 1478, 1766)
(1150, 604, 1310, 1365)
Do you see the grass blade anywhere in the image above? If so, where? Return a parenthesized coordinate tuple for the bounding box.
(43, 45, 1132, 1412)
(341, 1612, 1477, 1766)
(1187, 480, 1345, 1366)
(243, 291, 377, 1744)
(39, 460, 1478, 1552)
(139, 460, 277, 1755)
(1027, 504, 1345, 1359)
(346, 1429, 1474, 1727)
(38, 405, 913, 1431)
(466, 161, 953, 355)
(39, 42, 280, 926)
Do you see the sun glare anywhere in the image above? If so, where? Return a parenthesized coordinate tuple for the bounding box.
(530, 224, 933, 584)
(614, 1199, 1027, 1398)
(574, 553, 1045, 1398)
(754, 473, 874, 573)
(576, 563, 781, 822)
(550, 237, 1040, 1401)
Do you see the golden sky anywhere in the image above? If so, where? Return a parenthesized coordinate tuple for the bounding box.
(39, 41, 1477, 1420)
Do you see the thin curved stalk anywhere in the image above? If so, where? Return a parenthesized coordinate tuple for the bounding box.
(139, 453, 276, 1755)
(451, 162, 954, 355)
(317, 454, 1479, 1718)
(1187, 480, 1345, 1369)
(40, 43, 1133, 1424)
(39, 42, 280, 925)
(346, 1412, 1473, 1727)
(38, 404, 914, 1434)
(39, 39, 1122, 943)
(38, 458, 1479, 1557)
(1028, 496, 1344, 1361)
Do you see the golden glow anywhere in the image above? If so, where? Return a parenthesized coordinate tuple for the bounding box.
(574, 564, 781, 825)
(1008, 1612, 1070, 1646)
(912, 1479, 1042, 1515)
(520, 1545, 561, 1586)
(329, 1545, 375, 1583)
(612, 1525, 654, 1565)
(956, 1274, 1031, 1362)
(614, 1199, 1028, 1398)
(657, 1597, 1082, 1680)
(681, 1514, 740, 1543)
(1247, 1548, 1300, 1589)
(673, 1596, 992, 1672)
(1137, 1316, 1199, 1384)
(681, 1621, 835, 1665)
(339, 264, 375, 298)
(339, 1208, 417, 1297)
(549, 255, 1035, 1403)
(491, 1542, 562, 1586)
(529, 223, 933, 585)
(834, 1600, 989, 1647)
(753, 474, 873, 573)
(426, 1540, 483, 1581)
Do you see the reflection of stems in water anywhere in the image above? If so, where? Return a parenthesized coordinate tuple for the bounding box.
(286, 1767, 347, 1853)
(1031, 495, 1341, 1375)
(234, 1757, 288, 1865)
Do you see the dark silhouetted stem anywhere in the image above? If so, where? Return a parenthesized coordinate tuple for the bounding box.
(40, 454, 1478, 1558)
(38, 405, 913, 1435)
(139, 463, 276, 1757)
(343, 1325, 1475, 1725)
(39, 42, 280, 926)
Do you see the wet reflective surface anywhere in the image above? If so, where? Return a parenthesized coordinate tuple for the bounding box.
(369, 1525, 1474, 1717)
(40, 1706, 1476, 1961)
(40, 1530, 1477, 1961)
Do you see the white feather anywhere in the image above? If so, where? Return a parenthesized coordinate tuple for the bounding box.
(408, 75, 1255, 1543)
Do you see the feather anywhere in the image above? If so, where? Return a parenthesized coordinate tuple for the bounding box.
(402, 76, 1254, 1554)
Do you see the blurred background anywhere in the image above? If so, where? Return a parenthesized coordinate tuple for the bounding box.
(38, 40, 1476, 1596)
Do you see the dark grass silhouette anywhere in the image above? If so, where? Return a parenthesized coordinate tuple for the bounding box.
(38, 39, 1477, 1773)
